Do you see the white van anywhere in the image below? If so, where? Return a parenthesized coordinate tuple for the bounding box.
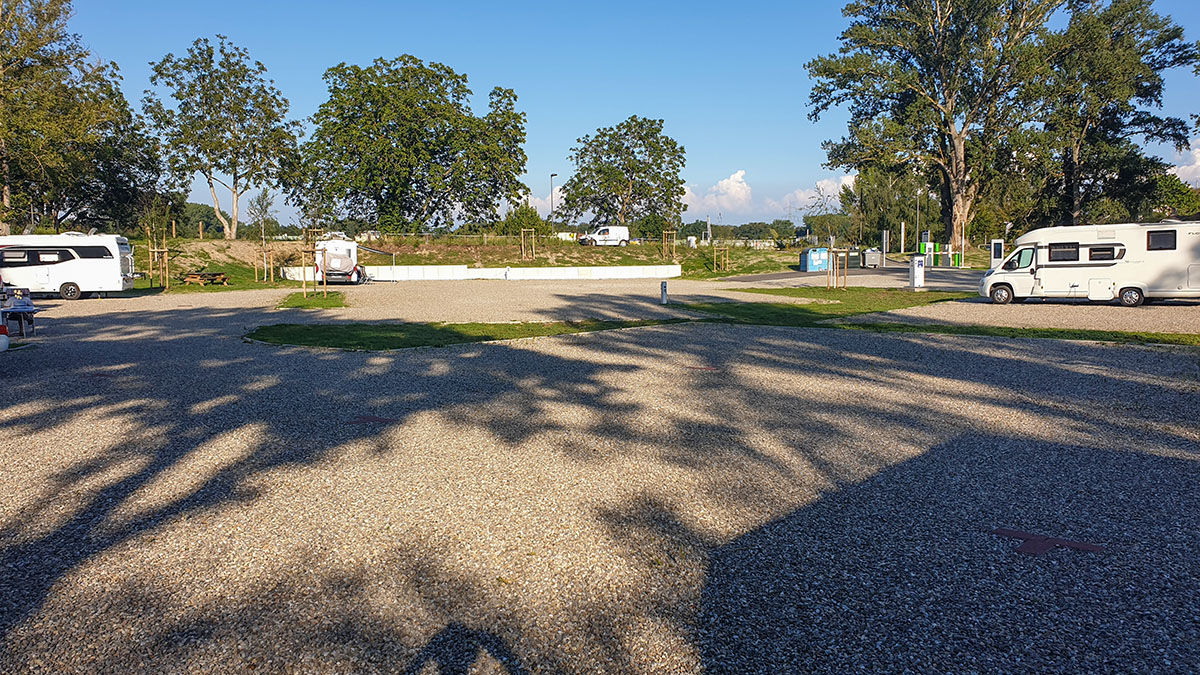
(0, 233, 134, 299)
(980, 221, 1200, 306)
(579, 225, 630, 247)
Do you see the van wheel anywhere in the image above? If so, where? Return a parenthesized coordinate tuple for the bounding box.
(619, 240, 628, 247)
(989, 285, 1013, 305)
(1119, 287, 1144, 307)
(59, 282, 82, 300)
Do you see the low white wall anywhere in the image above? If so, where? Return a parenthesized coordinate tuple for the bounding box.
(280, 264, 682, 282)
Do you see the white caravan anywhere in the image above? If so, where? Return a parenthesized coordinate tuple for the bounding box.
(579, 225, 630, 246)
(980, 221, 1200, 306)
(314, 234, 367, 284)
(0, 233, 134, 299)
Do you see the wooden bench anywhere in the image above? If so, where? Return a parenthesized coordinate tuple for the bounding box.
(182, 272, 230, 286)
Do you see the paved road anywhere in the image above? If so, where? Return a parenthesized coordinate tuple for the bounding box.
(1, 288, 1197, 672)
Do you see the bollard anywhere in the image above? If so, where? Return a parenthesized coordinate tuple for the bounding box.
(660, 281, 668, 305)
(909, 255, 926, 290)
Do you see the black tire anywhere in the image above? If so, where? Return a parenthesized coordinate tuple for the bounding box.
(1119, 287, 1144, 307)
(619, 240, 628, 247)
(989, 284, 1014, 305)
(59, 282, 81, 300)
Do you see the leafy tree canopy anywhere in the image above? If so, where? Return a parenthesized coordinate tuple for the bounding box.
(289, 55, 528, 234)
(558, 115, 686, 228)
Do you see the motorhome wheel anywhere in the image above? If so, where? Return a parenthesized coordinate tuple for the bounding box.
(1119, 287, 1144, 307)
(59, 282, 81, 300)
(989, 285, 1013, 304)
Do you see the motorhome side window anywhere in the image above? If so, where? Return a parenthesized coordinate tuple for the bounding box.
(1147, 230, 1176, 251)
(1, 249, 26, 263)
(73, 246, 113, 259)
(1048, 243, 1079, 262)
(1089, 246, 1116, 261)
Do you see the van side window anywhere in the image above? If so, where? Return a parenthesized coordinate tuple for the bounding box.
(1048, 243, 1079, 262)
(1089, 246, 1115, 261)
(598, 229, 609, 235)
(1147, 230, 1176, 251)
(1003, 248, 1034, 270)
(72, 246, 113, 259)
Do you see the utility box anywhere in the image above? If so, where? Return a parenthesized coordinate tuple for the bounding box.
(990, 239, 1005, 268)
(860, 248, 883, 268)
(910, 255, 925, 289)
(800, 247, 829, 272)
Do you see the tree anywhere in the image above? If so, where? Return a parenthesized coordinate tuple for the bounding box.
(558, 115, 686, 228)
(143, 35, 299, 240)
(808, 0, 1063, 248)
(496, 203, 547, 236)
(1038, 0, 1196, 224)
(245, 188, 278, 240)
(839, 166, 941, 247)
(0, 0, 99, 234)
(290, 55, 528, 233)
(1149, 173, 1200, 218)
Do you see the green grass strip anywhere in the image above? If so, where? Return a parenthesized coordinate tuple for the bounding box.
(246, 318, 687, 350)
(684, 287, 971, 327)
(841, 322, 1200, 346)
(277, 292, 346, 309)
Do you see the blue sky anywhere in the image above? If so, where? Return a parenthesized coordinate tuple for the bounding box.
(73, 0, 1200, 225)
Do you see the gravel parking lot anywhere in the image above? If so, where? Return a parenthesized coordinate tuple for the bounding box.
(2, 285, 1198, 672)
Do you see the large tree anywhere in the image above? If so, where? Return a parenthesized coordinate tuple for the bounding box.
(558, 115, 686, 228)
(143, 35, 298, 239)
(808, 0, 1063, 248)
(0, 0, 95, 234)
(290, 55, 528, 233)
(1038, 0, 1196, 224)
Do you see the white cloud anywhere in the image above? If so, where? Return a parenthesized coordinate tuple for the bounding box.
(764, 175, 856, 214)
(520, 185, 565, 217)
(1169, 139, 1200, 186)
(684, 169, 754, 214)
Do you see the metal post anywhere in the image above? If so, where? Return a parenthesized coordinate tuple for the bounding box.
(660, 281, 668, 305)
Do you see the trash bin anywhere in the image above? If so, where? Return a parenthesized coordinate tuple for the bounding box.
(799, 247, 829, 272)
(860, 248, 882, 268)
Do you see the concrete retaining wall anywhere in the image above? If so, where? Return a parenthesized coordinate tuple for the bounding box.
(280, 264, 682, 282)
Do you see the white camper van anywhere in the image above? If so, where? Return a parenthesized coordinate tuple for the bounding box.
(0, 233, 134, 299)
(579, 225, 630, 247)
(980, 221, 1200, 306)
(314, 234, 367, 284)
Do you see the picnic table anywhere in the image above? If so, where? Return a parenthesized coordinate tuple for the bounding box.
(2, 288, 41, 337)
(182, 272, 230, 286)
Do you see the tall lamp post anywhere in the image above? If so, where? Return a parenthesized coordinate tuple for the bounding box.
(549, 173, 558, 230)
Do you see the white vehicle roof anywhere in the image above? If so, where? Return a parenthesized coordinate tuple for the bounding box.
(1014, 221, 1184, 246)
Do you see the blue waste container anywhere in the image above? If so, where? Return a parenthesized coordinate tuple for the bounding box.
(800, 247, 829, 272)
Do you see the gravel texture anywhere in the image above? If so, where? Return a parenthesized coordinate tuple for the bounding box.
(1, 286, 1197, 673)
(839, 296, 1200, 334)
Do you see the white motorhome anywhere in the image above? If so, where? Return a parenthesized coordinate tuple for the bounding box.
(314, 234, 367, 284)
(980, 221, 1200, 306)
(0, 233, 134, 299)
(579, 225, 630, 247)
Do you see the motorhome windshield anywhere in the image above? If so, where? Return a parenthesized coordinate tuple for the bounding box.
(1003, 248, 1034, 271)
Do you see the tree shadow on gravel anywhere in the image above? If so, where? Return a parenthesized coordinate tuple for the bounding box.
(699, 434, 1200, 673)
(0, 297, 1197, 671)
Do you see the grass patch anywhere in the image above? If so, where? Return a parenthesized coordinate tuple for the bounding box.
(685, 287, 972, 326)
(843, 322, 1200, 346)
(246, 318, 687, 350)
(277, 292, 346, 309)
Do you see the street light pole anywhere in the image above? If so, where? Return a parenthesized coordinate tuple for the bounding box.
(550, 173, 558, 228)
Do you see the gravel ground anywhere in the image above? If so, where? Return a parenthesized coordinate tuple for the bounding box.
(1, 289, 1197, 672)
(840, 296, 1200, 334)
(32, 279, 819, 327)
